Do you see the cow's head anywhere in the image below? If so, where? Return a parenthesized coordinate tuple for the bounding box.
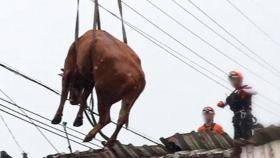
(69, 79, 84, 105)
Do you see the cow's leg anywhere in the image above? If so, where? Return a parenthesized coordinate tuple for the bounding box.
(51, 74, 70, 124)
(73, 83, 94, 127)
(107, 92, 140, 146)
(83, 101, 111, 142)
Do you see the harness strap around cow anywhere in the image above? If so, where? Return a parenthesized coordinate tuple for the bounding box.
(75, 0, 80, 41)
(118, 0, 128, 44)
(93, 0, 101, 30)
(73, 0, 80, 68)
(91, 0, 128, 43)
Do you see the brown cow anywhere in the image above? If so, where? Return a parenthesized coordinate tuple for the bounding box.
(51, 30, 146, 144)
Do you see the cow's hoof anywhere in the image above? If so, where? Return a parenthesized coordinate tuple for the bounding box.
(51, 115, 62, 124)
(73, 116, 83, 127)
(83, 134, 94, 142)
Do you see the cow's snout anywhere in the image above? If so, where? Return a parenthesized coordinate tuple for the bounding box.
(69, 89, 81, 105)
(70, 99, 80, 105)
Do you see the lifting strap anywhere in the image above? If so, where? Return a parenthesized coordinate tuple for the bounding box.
(93, 0, 101, 30)
(91, 0, 127, 43)
(74, 0, 80, 67)
(75, 0, 80, 41)
(117, 0, 128, 44)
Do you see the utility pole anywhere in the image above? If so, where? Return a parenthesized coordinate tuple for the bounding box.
(62, 122, 72, 153)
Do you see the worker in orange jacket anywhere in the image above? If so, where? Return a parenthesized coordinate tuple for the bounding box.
(198, 106, 224, 134)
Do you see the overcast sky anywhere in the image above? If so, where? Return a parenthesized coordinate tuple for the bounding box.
(1, 0, 280, 157)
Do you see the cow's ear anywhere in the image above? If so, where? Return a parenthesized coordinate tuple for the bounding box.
(60, 68, 64, 72)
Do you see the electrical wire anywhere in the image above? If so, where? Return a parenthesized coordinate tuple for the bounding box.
(0, 96, 103, 143)
(93, 1, 280, 118)
(171, 0, 280, 77)
(120, 0, 280, 113)
(122, 0, 228, 76)
(224, 0, 280, 48)
(0, 101, 102, 148)
(140, 0, 280, 91)
(0, 112, 25, 153)
(0, 88, 59, 152)
(187, 0, 280, 77)
(0, 106, 94, 149)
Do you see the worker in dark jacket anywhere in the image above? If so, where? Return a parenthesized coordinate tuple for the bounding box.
(198, 106, 224, 134)
(217, 71, 257, 139)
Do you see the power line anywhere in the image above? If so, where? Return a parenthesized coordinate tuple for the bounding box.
(0, 62, 60, 95)
(94, 1, 280, 118)
(224, 0, 280, 48)
(140, 0, 280, 91)
(170, 0, 280, 110)
(0, 112, 25, 153)
(0, 101, 102, 148)
(95, 1, 231, 91)
(0, 88, 59, 153)
(120, 0, 280, 111)
(0, 106, 94, 149)
(0, 97, 103, 142)
(172, 0, 280, 77)
(187, 0, 280, 77)
(128, 20, 228, 83)
(183, 0, 280, 108)
(122, 0, 228, 76)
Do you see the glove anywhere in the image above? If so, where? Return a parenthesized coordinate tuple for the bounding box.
(217, 101, 226, 108)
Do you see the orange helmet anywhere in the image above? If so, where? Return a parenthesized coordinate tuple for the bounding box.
(202, 106, 215, 114)
(228, 71, 243, 80)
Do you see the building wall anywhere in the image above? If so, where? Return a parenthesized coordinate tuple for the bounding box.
(241, 140, 280, 158)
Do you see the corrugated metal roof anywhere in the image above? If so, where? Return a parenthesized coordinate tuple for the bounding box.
(46, 126, 280, 158)
(47, 131, 233, 158)
(47, 141, 168, 158)
(160, 131, 233, 152)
